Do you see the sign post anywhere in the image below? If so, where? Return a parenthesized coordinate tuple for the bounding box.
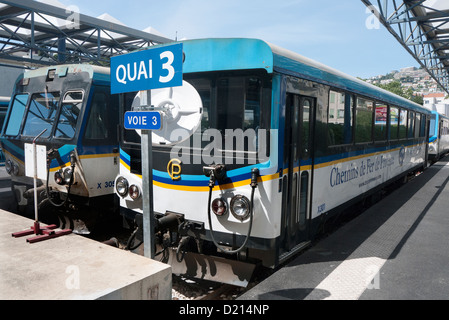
(140, 90, 155, 259)
(111, 43, 183, 259)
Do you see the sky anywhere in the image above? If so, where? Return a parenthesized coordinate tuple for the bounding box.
(55, 0, 420, 79)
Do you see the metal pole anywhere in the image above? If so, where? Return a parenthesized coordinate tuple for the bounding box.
(32, 129, 47, 233)
(140, 90, 155, 259)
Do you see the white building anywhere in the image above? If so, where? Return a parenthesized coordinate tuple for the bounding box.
(423, 92, 449, 116)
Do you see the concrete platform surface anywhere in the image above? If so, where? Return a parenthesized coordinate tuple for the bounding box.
(0, 209, 172, 300)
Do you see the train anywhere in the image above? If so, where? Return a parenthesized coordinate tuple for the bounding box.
(0, 96, 9, 165)
(428, 110, 449, 162)
(0, 64, 120, 233)
(114, 38, 432, 286)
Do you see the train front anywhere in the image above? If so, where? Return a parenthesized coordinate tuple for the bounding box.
(0, 65, 118, 232)
(115, 39, 281, 286)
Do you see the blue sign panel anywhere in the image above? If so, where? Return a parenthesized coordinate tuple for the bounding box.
(124, 111, 162, 130)
(111, 43, 183, 94)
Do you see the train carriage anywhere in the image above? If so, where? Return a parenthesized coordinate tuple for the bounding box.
(115, 38, 431, 285)
(428, 110, 449, 162)
(0, 64, 120, 232)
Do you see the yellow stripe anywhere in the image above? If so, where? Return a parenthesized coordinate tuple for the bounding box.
(49, 153, 119, 172)
(313, 147, 404, 169)
(2, 150, 24, 165)
(80, 153, 118, 160)
(123, 143, 424, 192)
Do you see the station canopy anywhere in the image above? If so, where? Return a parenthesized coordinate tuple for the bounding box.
(361, 0, 449, 95)
(362, 0, 449, 94)
(0, 0, 172, 69)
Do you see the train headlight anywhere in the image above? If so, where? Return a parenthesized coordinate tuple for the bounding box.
(54, 171, 64, 185)
(211, 198, 227, 216)
(129, 184, 141, 200)
(63, 167, 73, 185)
(12, 163, 19, 176)
(230, 195, 251, 221)
(116, 176, 129, 197)
(5, 160, 12, 175)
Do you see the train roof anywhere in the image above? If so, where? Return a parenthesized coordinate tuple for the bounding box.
(431, 110, 449, 120)
(21, 64, 110, 83)
(180, 38, 429, 114)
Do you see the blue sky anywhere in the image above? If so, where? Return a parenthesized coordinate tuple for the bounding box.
(57, 0, 420, 79)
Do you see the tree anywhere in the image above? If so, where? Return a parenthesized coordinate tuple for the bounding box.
(374, 81, 423, 105)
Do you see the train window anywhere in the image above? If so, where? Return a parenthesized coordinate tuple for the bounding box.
(244, 78, 262, 131)
(390, 106, 399, 140)
(374, 103, 387, 141)
(4, 94, 28, 136)
(54, 90, 84, 139)
(429, 114, 436, 137)
(180, 72, 270, 161)
(301, 98, 311, 160)
(355, 97, 373, 143)
(299, 171, 309, 230)
(420, 114, 426, 137)
(399, 109, 407, 139)
(407, 111, 415, 138)
(216, 77, 261, 132)
(22, 92, 60, 138)
(414, 113, 421, 138)
(84, 92, 109, 140)
(327, 90, 353, 145)
(186, 78, 211, 133)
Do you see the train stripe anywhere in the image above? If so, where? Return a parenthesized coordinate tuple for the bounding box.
(119, 142, 425, 192)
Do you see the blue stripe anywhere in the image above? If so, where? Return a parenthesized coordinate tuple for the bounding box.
(0, 139, 24, 160)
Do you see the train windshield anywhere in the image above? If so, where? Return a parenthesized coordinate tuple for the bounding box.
(22, 92, 60, 138)
(54, 91, 83, 139)
(5, 90, 84, 139)
(4, 94, 28, 136)
(122, 71, 271, 157)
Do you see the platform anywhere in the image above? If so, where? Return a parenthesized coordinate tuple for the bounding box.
(0, 208, 172, 300)
(239, 158, 449, 300)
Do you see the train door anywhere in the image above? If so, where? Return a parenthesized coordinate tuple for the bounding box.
(281, 93, 314, 252)
(439, 119, 444, 155)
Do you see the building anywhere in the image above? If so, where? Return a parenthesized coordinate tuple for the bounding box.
(424, 92, 449, 115)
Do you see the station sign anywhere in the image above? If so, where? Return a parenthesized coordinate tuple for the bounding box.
(111, 43, 183, 94)
(124, 111, 162, 130)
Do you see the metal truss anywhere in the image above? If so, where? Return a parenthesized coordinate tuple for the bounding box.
(0, 0, 172, 69)
(361, 0, 449, 95)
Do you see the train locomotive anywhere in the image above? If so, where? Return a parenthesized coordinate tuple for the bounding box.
(0, 64, 120, 233)
(115, 38, 432, 286)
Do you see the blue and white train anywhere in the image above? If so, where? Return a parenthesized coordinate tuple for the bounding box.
(428, 110, 449, 162)
(0, 65, 120, 232)
(114, 38, 431, 285)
